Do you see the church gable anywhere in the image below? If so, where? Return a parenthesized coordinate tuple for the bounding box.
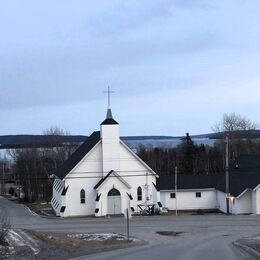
(119, 140, 158, 177)
(54, 131, 100, 180)
(66, 141, 102, 178)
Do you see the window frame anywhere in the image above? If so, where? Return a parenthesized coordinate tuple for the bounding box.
(170, 192, 176, 199)
(195, 192, 201, 198)
(80, 189, 86, 204)
(137, 186, 142, 201)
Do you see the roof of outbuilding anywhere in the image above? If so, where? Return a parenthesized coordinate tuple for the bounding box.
(232, 155, 260, 172)
(217, 172, 260, 197)
(54, 131, 100, 179)
(158, 155, 260, 197)
(157, 174, 218, 191)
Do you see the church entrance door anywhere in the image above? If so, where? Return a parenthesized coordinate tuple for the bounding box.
(107, 188, 121, 215)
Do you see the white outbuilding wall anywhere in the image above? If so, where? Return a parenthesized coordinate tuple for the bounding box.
(216, 190, 227, 213)
(161, 189, 217, 211)
(253, 185, 260, 214)
(231, 190, 252, 214)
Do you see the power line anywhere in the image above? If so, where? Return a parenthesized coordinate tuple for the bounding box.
(56, 170, 153, 174)
(13, 173, 157, 180)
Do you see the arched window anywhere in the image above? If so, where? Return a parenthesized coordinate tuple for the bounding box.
(108, 188, 120, 196)
(80, 189, 85, 204)
(137, 186, 142, 201)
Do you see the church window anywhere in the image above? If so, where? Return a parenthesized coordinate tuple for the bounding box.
(137, 187, 142, 201)
(80, 189, 86, 204)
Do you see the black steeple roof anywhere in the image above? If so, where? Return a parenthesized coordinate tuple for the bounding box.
(100, 107, 118, 125)
(101, 118, 119, 125)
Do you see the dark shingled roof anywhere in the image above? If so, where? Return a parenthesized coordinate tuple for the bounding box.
(157, 175, 218, 191)
(232, 155, 260, 172)
(217, 155, 260, 196)
(158, 155, 260, 197)
(54, 131, 100, 179)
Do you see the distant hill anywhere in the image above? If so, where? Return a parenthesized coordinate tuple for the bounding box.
(0, 135, 87, 148)
(0, 130, 260, 149)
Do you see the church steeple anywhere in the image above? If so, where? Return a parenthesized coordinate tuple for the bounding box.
(106, 107, 113, 119)
(100, 86, 120, 174)
(101, 86, 118, 125)
(101, 108, 119, 125)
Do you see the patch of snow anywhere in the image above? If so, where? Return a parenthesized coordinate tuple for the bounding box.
(7, 230, 26, 246)
(251, 235, 260, 240)
(7, 229, 40, 255)
(67, 233, 127, 241)
(0, 149, 14, 161)
(24, 205, 38, 217)
(18, 230, 40, 255)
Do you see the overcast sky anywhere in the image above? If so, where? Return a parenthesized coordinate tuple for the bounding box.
(0, 0, 260, 136)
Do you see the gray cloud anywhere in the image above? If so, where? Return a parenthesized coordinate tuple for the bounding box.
(0, 0, 259, 134)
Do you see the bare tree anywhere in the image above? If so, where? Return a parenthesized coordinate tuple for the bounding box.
(213, 112, 256, 133)
(213, 113, 259, 160)
(12, 126, 80, 202)
(42, 126, 70, 136)
(42, 126, 78, 169)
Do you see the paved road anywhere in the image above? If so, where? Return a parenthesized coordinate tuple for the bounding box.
(1, 196, 259, 259)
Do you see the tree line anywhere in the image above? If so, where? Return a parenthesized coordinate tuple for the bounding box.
(138, 113, 260, 176)
(7, 127, 79, 202)
(5, 113, 260, 202)
(138, 134, 224, 175)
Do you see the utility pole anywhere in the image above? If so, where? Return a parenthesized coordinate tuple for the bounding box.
(146, 172, 148, 200)
(225, 134, 230, 215)
(175, 166, 178, 216)
(1, 163, 5, 195)
(126, 208, 130, 242)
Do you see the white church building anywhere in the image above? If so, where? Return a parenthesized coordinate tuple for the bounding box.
(51, 107, 158, 217)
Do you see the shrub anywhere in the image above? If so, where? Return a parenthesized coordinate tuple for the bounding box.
(8, 187, 15, 196)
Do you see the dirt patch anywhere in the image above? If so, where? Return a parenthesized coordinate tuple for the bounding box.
(24, 202, 56, 217)
(0, 229, 141, 260)
(156, 231, 183, 236)
(23, 230, 139, 259)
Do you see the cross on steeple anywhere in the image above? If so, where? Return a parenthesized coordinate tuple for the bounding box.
(103, 86, 115, 108)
